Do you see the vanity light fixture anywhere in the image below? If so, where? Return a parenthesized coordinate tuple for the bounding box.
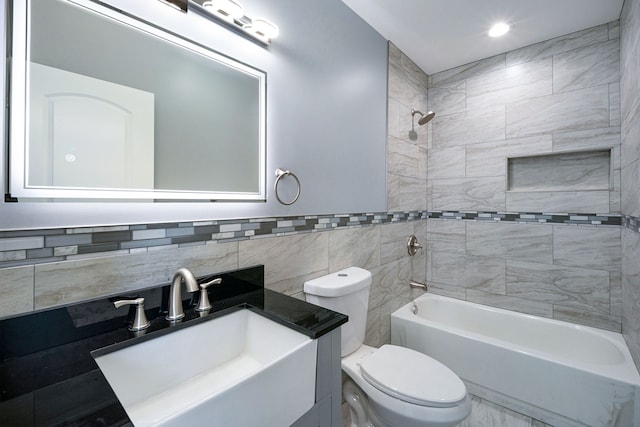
(202, 0, 244, 23)
(157, 0, 188, 12)
(195, 0, 279, 45)
(488, 22, 510, 37)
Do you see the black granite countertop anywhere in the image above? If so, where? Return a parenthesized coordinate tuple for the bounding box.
(0, 265, 347, 427)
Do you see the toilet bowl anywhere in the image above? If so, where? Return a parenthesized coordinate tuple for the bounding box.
(304, 267, 471, 427)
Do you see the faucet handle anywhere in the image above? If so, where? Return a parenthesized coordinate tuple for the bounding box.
(195, 278, 222, 312)
(113, 297, 151, 331)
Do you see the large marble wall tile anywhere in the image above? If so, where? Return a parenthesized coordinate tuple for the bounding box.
(466, 289, 554, 318)
(239, 233, 328, 295)
(387, 98, 401, 140)
(610, 269, 623, 317)
(428, 80, 466, 116)
(505, 24, 609, 67)
(466, 135, 552, 178)
(35, 242, 239, 309)
(611, 169, 622, 213)
(388, 136, 424, 179)
(553, 226, 621, 271)
(367, 262, 399, 311)
(0, 266, 34, 318)
(506, 85, 610, 138)
(620, 0, 640, 368)
(430, 54, 505, 88)
(506, 260, 610, 313)
(622, 228, 640, 369)
(388, 61, 428, 110)
(610, 82, 621, 126)
(431, 177, 505, 211)
(553, 39, 620, 93)
(620, 1, 640, 118)
(622, 160, 640, 217)
(431, 252, 506, 294)
(466, 222, 553, 263)
(328, 226, 381, 272)
(426, 219, 466, 254)
(428, 147, 465, 179)
(552, 127, 621, 166)
(432, 106, 506, 148)
(506, 191, 611, 213)
(553, 305, 621, 331)
(424, 280, 467, 300)
(387, 174, 427, 212)
(621, 98, 640, 169)
(466, 59, 552, 110)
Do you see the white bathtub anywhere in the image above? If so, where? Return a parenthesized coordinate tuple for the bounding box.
(391, 293, 640, 427)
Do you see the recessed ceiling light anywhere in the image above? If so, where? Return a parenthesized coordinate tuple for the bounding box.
(488, 22, 510, 37)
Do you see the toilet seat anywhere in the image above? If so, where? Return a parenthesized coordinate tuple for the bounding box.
(359, 345, 466, 408)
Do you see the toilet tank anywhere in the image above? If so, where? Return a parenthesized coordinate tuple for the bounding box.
(304, 267, 372, 356)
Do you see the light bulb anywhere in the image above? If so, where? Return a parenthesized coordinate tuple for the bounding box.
(203, 0, 244, 21)
(488, 22, 510, 38)
(248, 18, 279, 40)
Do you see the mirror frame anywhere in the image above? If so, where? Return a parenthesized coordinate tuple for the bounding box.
(8, 0, 267, 201)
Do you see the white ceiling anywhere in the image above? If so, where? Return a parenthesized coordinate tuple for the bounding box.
(340, 0, 625, 75)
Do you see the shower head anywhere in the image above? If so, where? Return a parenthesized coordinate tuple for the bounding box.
(411, 109, 436, 125)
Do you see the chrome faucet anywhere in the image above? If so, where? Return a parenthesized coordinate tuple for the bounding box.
(166, 268, 200, 321)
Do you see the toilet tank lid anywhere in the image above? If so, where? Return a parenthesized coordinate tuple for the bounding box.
(304, 267, 372, 297)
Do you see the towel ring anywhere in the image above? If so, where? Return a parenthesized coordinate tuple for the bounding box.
(274, 168, 301, 205)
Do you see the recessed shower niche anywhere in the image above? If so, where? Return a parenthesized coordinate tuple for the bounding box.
(507, 149, 612, 192)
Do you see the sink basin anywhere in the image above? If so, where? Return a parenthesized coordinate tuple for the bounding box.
(93, 309, 317, 426)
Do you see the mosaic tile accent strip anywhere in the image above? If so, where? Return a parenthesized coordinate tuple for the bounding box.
(429, 210, 622, 226)
(0, 210, 628, 268)
(623, 215, 640, 233)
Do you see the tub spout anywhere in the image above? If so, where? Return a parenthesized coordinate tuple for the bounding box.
(409, 280, 428, 291)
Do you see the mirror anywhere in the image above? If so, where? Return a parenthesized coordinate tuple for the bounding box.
(9, 0, 266, 201)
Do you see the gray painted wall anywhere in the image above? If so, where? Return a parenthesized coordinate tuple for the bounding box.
(1, 0, 388, 229)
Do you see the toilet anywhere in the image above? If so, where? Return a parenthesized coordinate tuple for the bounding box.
(304, 267, 471, 427)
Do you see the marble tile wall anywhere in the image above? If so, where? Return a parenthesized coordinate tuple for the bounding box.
(426, 22, 624, 331)
(620, 0, 640, 370)
(387, 43, 428, 212)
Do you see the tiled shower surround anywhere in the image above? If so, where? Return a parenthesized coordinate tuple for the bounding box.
(621, 0, 640, 378)
(424, 19, 626, 334)
(1, 11, 639, 427)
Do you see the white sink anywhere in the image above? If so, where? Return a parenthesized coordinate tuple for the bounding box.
(94, 309, 317, 427)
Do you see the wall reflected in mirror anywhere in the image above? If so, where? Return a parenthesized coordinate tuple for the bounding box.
(10, 0, 266, 200)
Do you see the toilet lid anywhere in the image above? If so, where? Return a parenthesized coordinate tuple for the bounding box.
(359, 345, 467, 408)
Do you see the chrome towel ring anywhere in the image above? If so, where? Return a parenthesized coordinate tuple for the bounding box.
(274, 168, 301, 205)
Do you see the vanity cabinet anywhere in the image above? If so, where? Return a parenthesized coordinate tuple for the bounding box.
(293, 328, 343, 427)
(0, 265, 348, 426)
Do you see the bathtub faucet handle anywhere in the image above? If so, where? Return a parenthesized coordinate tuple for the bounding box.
(407, 235, 423, 256)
